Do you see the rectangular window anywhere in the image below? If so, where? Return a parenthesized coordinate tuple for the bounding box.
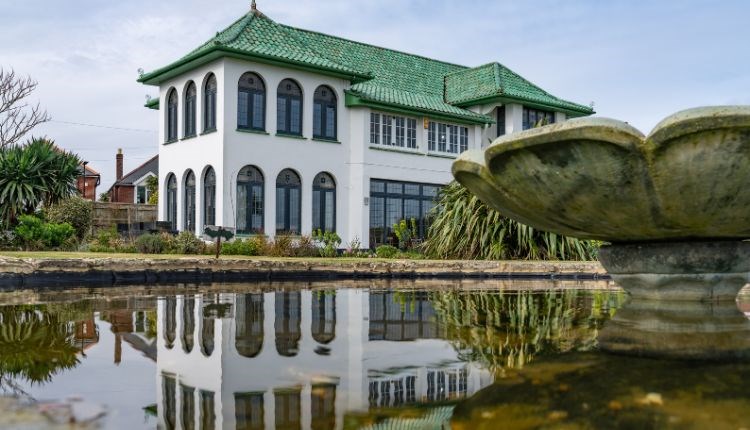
(448, 125, 458, 153)
(290, 99, 301, 134)
(395, 117, 405, 147)
(252, 93, 264, 129)
(382, 115, 393, 145)
(522, 107, 555, 130)
(496, 105, 506, 137)
(137, 186, 146, 204)
(369, 179, 443, 248)
(407, 119, 417, 148)
(428, 122, 436, 151)
(277, 97, 287, 132)
(313, 103, 322, 137)
(325, 106, 336, 139)
(438, 123, 447, 152)
(370, 113, 380, 144)
(459, 126, 468, 153)
(238, 93, 249, 128)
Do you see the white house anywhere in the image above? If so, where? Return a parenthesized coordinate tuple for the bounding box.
(155, 289, 493, 429)
(139, 3, 593, 248)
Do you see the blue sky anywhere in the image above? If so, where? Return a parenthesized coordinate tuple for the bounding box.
(2, 0, 748, 190)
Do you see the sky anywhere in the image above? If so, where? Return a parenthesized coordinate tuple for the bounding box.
(2, 0, 749, 191)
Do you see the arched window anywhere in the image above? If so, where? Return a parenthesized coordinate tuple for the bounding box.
(238, 72, 265, 131)
(203, 167, 216, 227)
(312, 172, 336, 233)
(164, 296, 176, 349)
(236, 294, 264, 358)
(184, 170, 196, 232)
(276, 169, 301, 234)
(184, 82, 197, 138)
(204, 74, 217, 132)
(277, 79, 302, 135)
(166, 89, 178, 142)
(313, 86, 337, 140)
(275, 292, 301, 357)
(201, 297, 215, 357)
(166, 174, 177, 230)
(312, 291, 335, 344)
(237, 166, 264, 234)
(181, 296, 195, 353)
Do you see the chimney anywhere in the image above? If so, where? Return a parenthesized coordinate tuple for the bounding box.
(116, 148, 123, 181)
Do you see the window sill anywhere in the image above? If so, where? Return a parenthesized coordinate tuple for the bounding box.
(369, 145, 423, 156)
(201, 129, 217, 136)
(236, 128, 269, 135)
(312, 137, 341, 144)
(181, 134, 197, 141)
(427, 152, 458, 159)
(275, 133, 307, 140)
(163, 139, 178, 145)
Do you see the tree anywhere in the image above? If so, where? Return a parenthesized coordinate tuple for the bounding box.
(0, 69, 50, 148)
(146, 175, 158, 204)
(0, 137, 81, 225)
(422, 181, 599, 261)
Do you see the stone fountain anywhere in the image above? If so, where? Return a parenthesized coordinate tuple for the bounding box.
(453, 106, 750, 359)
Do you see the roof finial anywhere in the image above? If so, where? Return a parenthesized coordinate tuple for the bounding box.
(251, 0, 257, 11)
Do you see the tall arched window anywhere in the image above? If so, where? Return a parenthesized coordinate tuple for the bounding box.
(238, 72, 265, 131)
(164, 296, 176, 349)
(237, 166, 264, 234)
(181, 296, 195, 353)
(184, 170, 196, 232)
(203, 167, 216, 227)
(166, 89, 178, 142)
(236, 294, 264, 358)
(277, 79, 302, 135)
(312, 291, 335, 344)
(313, 86, 337, 140)
(312, 173, 335, 233)
(275, 291, 301, 357)
(276, 169, 301, 234)
(204, 74, 217, 132)
(184, 82, 197, 138)
(166, 174, 177, 230)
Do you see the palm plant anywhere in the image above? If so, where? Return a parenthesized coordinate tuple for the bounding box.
(0, 137, 81, 224)
(422, 181, 599, 260)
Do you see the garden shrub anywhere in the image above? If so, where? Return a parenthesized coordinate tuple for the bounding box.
(294, 235, 319, 257)
(45, 197, 93, 239)
(135, 234, 166, 254)
(268, 235, 295, 257)
(313, 230, 341, 258)
(221, 238, 261, 256)
(14, 215, 75, 250)
(375, 245, 399, 259)
(173, 231, 205, 255)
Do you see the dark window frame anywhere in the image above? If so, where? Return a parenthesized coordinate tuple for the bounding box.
(184, 170, 196, 232)
(184, 82, 197, 138)
(166, 89, 178, 142)
(166, 174, 178, 230)
(522, 107, 555, 130)
(203, 167, 216, 227)
(236, 166, 265, 235)
(277, 79, 303, 136)
(204, 74, 218, 132)
(238, 72, 266, 132)
(313, 86, 337, 140)
(275, 169, 302, 234)
(369, 179, 441, 248)
(312, 172, 336, 233)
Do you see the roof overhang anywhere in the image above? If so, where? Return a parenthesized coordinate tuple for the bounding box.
(453, 95, 594, 118)
(138, 46, 372, 86)
(345, 91, 494, 126)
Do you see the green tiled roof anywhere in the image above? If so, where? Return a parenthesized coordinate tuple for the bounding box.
(139, 9, 592, 122)
(445, 62, 593, 115)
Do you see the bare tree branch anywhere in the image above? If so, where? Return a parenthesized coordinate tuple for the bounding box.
(0, 68, 50, 148)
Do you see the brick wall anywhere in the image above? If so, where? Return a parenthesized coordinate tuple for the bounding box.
(76, 177, 99, 201)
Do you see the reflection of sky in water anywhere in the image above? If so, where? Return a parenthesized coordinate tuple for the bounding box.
(15, 282, 749, 429)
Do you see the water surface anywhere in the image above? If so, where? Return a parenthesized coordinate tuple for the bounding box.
(1, 280, 749, 429)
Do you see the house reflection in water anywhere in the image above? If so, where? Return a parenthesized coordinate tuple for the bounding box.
(156, 289, 492, 429)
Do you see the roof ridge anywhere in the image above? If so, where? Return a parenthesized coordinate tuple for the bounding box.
(115, 154, 159, 185)
(495, 61, 558, 99)
(280, 23, 469, 70)
(443, 62, 496, 78)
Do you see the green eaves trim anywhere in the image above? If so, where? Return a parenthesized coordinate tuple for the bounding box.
(454, 94, 594, 117)
(345, 92, 493, 126)
(138, 45, 372, 86)
(145, 98, 159, 110)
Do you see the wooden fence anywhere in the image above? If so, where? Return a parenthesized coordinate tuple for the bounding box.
(92, 202, 158, 235)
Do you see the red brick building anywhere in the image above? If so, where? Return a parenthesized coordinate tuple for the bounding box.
(108, 149, 159, 204)
(76, 163, 100, 201)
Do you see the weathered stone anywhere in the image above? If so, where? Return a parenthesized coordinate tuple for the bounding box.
(453, 106, 750, 242)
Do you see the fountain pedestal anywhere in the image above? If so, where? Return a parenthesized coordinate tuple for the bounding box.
(598, 241, 750, 301)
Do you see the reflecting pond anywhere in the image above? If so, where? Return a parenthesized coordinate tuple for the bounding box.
(0, 280, 749, 429)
